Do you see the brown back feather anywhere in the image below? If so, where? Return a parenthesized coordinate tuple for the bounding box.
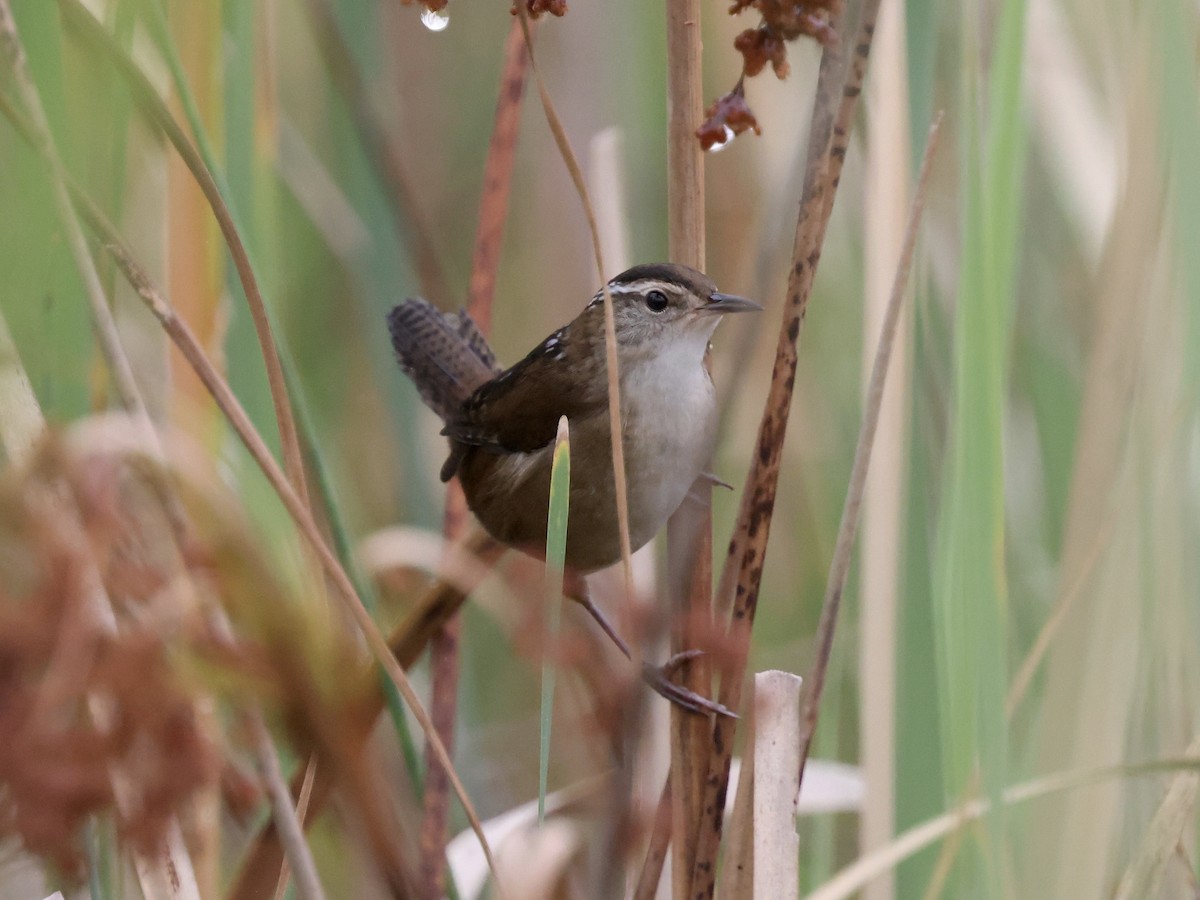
(445, 322, 607, 454)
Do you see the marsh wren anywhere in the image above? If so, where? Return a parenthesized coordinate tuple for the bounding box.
(389, 263, 759, 713)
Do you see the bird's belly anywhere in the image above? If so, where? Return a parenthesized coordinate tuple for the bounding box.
(459, 369, 717, 573)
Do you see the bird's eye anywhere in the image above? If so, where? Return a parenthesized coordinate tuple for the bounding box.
(646, 290, 669, 312)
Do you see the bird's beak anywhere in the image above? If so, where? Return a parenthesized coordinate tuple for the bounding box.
(702, 292, 763, 315)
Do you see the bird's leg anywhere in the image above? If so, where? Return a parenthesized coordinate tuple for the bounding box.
(563, 570, 736, 718)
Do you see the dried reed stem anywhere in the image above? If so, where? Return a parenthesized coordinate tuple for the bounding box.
(717, 738, 754, 900)
(690, 2, 881, 892)
(466, 19, 530, 331)
(663, 1, 712, 897)
(632, 779, 673, 900)
(859, 6, 910, 895)
(248, 715, 327, 900)
(510, 23, 651, 888)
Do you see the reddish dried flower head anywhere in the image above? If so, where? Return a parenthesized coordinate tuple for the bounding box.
(734, 26, 790, 79)
(757, 0, 838, 46)
(701, 0, 841, 147)
(0, 434, 284, 875)
(511, 0, 567, 18)
(696, 89, 762, 151)
(0, 500, 221, 875)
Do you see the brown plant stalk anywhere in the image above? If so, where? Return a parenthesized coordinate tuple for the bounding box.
(662, 0, 712, 897)
(632, 779, 673, 900)
(513, 10, 665, 893)
(247, 715, 327, 900)
(688, 1, 883, 894)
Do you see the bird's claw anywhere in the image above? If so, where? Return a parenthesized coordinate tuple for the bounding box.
(642, 654, 738, 718)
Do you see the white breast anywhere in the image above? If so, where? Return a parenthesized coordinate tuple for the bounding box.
(619, 332, 718, 549)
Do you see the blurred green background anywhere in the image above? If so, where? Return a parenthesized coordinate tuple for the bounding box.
(2, 0, 1199, 897)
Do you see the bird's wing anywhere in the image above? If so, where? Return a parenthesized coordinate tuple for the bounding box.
(443, 326, 606, 454)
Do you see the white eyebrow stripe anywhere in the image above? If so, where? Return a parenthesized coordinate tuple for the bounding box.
(606, 280, 683, 296)
(607, 282, 644, 295)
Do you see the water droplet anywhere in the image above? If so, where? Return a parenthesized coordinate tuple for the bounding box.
(421, 8, 450, 31)
(707, 125, 737, 153)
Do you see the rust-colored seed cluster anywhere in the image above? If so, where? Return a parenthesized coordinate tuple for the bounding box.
(735, 25, 791, 78)
(697, 0, 841, 148)
(510, 0, 567, 18)
(0, 441, 230, 874)
(0, 555, 217, 872)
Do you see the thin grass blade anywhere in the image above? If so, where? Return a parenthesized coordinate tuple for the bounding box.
(539, 416, 571, 823)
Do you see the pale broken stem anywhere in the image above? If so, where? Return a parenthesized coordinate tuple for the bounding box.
(514, 10, 635, 607)
(753, 671, 803, 900)
(796, 111, 945, 780)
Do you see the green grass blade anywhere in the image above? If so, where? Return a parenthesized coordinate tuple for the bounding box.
(539, 416, 571, 824)
(1158, 0, 1200, 402)
(931, 0, 1027, 889)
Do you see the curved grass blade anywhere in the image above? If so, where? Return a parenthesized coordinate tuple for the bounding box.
(539, 416, 571, 823)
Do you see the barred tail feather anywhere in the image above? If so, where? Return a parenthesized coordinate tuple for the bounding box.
(388, 299, 499, 422)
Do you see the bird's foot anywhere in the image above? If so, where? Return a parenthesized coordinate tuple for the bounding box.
(641, 650, 738, 718)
